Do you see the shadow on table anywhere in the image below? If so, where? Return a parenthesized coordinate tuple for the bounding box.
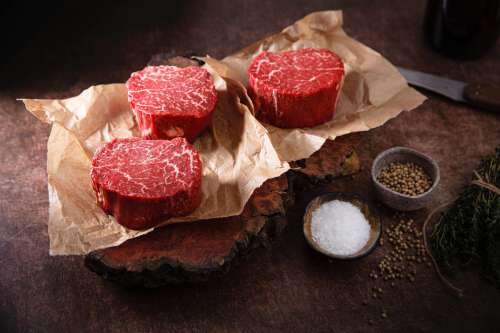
(0, 0, 192, 91)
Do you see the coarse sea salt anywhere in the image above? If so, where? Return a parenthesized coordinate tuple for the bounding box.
(311, 200, 370, 256)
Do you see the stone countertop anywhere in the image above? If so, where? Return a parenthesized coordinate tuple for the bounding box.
(1, 0, 499, 332)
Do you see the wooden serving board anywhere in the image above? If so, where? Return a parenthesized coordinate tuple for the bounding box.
(85, 135, 361, 287)
(84, 55, 362, 287)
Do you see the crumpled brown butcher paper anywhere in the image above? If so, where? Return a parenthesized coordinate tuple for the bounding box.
(206, 10, 425, 161)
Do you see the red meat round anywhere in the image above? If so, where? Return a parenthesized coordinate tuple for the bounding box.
(126, 65, 217, 142)
(90, 137, 202, 230)
(247, 48, 345, 128)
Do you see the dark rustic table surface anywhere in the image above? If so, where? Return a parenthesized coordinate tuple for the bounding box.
(1, 0, 499, 332)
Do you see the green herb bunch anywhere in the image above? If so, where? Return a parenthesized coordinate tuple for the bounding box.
(430, 147, 500, 287)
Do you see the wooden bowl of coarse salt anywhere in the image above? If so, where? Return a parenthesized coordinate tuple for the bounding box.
(303, 193, 382, 260)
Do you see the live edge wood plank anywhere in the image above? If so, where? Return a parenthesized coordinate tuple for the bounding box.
(84, 54, 361, 286)
(85, 134, 361, 287)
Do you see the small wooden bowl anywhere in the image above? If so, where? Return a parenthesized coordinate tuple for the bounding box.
(303, 193, 382, 260)
(371, 147, 440, 211)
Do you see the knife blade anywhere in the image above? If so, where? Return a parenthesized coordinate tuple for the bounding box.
(397, 67, 500, 113)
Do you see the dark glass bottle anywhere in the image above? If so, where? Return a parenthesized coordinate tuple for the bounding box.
(424, 0, 500, 59)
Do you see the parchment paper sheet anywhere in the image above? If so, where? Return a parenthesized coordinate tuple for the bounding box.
(22, 10, 425, 255)
(206, 10, 426, 161)
(23, 73, 288, 254)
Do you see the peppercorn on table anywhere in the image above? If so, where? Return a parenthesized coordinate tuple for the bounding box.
(1, 0, 500, 332)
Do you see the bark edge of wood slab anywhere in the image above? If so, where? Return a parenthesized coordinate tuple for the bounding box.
(84, 54, 362, 287)
(290, 133, 362, 184)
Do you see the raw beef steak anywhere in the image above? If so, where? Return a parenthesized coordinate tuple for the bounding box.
(247, 48, 344, 128)
(126, 65, 217, 142)
(90, 137, 202, 230)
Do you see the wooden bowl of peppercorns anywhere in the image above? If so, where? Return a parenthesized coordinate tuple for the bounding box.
(371, 147, 440, 211)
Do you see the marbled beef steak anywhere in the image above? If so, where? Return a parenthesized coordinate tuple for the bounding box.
(247, 48, 344, 128)
(90, 137, 202, 230)
(126, 65, 217, 142)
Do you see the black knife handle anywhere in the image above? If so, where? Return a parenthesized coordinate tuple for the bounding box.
(463, 83, 500, 113)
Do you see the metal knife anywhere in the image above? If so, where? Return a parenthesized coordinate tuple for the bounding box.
(398, 67, 500, 113)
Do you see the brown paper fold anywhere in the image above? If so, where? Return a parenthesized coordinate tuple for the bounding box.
(22, 10, 425, 255)
(206, 10, 426, 161)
